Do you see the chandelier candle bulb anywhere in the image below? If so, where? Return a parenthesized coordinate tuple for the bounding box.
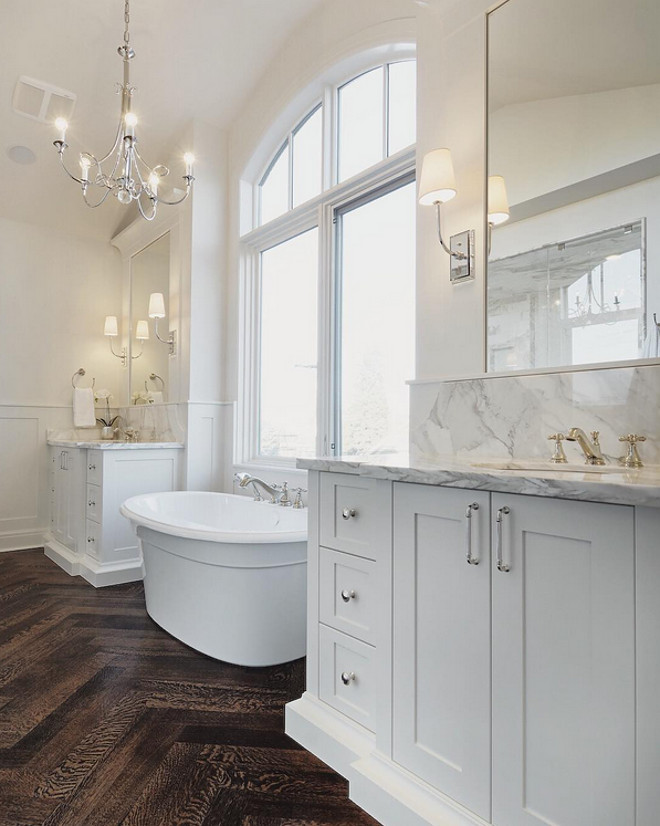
(54, 117, 67, 144)
(184, 153, 195, 177)
(148, 173, 159, 196)
(80, 156, 91, 182)
(124, 112, 137, 138)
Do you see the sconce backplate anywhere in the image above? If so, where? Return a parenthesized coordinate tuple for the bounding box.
(450, 229, 475, 283)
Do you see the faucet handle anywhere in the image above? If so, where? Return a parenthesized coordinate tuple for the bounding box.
(590, 430, 601, 445)
(292, 487, 308, 509)
(547, 433, 568, 463)
(619, 434, 646, 469)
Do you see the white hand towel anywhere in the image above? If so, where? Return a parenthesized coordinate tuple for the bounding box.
(642, 323, 660, 359)
(73, 387, 96, 428)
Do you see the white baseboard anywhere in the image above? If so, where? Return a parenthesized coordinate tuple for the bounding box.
(0, 529, 48, 553)
(44, 538, 144, 587)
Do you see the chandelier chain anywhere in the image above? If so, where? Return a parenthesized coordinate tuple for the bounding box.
(124, 0, 130, 48)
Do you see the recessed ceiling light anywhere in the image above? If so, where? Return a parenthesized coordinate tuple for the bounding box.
(7, 145, 37, 165)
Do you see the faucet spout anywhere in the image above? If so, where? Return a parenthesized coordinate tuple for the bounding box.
(234, 473, 281, 503)
(566, 428, 606, 465)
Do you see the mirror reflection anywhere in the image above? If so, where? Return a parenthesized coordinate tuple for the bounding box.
(487, 0, 660, 372)
(130, 232, 170, 402)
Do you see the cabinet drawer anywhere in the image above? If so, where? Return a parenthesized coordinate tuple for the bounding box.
(86, 484, 102, 522)
(319, 548, 376, 644)
(319, 625, 375, 732)
(84, 519, 101, 560)
(319, 473, 389, 560)
(86, 453, 103, 485)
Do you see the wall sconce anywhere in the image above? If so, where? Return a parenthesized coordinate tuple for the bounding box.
(148, 292, 177, 356)
(104, 315, 127, 367)
(487, 174, 510, 254)
(104, 316, 150, 365)
(419, 148, 474, 282)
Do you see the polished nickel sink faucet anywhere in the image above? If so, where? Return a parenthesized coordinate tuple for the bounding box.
(566, 428, 606, 465)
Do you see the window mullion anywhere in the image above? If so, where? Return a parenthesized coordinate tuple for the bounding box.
(383, 62, 390, 159)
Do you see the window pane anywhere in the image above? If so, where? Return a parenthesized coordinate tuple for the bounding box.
(338, 67, 384, 182)
(338, 180, 416, 456)
(260, 143, 289, 224)
(388, 60, 416, 155)
(293, 106, 323, 207)
(259, 228, 318, 458)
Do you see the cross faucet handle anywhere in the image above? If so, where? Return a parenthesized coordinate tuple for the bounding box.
(619, 434, 646, 468)
(547, 433, 568, 464)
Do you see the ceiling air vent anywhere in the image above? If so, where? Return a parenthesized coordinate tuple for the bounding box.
(12, 76, 76, 124)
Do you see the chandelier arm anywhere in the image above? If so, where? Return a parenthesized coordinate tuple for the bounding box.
(137, 194, 158, 221)
(82, 186, 114, 209)
(95, 122, 126, 166)
(153, 181, 194, 206)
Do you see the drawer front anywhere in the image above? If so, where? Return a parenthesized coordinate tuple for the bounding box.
(319, 625, 375, 732)
(319, 473, 389, 560)
(319, 548, 376, 644)
(86, 452, 103, 485)
(84, 519, 101, 560)
(86, 483, 102, 522)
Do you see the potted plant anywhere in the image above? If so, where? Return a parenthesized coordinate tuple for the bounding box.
(94, 390, 120, 439)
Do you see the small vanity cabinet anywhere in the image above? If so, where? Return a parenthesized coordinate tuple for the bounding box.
(286, 469, 658, 826)
(46, 443, 181, 586)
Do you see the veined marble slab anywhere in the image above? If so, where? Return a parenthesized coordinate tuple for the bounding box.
(48, 439, 184, 450)
(297, 453, 660, 508)
(410, 363, 660, 466)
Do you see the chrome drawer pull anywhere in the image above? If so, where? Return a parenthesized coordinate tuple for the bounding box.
(341, 589, 356, 602)
(87, 536, 95, 543)
(88, 500, 96, 507)
(496, 506, 511, 572)
(341, 671, 356, 685)
(465, 502, 480, 565)
(342, 507, 357, 520)
(88, 464, 96, 471)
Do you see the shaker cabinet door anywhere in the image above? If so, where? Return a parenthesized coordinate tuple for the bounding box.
(491, 493, 635, 826)
(393, 482, 491, 821)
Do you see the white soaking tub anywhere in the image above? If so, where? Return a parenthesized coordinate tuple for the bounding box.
(120, 491, 307, 666)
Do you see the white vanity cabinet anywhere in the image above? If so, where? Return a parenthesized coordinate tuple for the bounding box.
(49, 447, 86, 554)
(287, 470, 652, 826)
(46, 445, 181, 587)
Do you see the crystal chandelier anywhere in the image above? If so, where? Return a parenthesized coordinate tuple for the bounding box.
(53, 0, 194, 221)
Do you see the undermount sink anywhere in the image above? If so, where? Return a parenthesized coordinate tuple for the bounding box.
(472, 460, 631, 475)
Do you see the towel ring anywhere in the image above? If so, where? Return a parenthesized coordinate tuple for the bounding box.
(71, 368, 95, 390)
(147, 373, 165, 390)
(653, 312, 659, 329)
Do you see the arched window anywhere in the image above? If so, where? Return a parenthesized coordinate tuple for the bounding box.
(238, 54, 417, 467)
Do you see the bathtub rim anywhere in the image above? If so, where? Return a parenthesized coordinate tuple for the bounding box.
(120, 490, 308, 545)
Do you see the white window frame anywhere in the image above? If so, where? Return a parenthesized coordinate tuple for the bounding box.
(237, 52, 416, 471)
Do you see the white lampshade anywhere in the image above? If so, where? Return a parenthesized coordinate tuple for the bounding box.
(488, 175, 510, 226)
(418, 148, 457, 206)
(148, 292, 166, 319)
(104, 315, 118, 337)
(135, 319, 150, 341)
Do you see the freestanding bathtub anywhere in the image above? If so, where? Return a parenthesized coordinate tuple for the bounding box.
(120, 491, 307, 667)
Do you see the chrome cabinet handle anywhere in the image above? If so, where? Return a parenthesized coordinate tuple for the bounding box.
(88, 463, 96, 471)
(496, 506, 511, 572)
(87, 536, 95, 543)
(341, 671, 355, 685)
(340, 589, 356, 602)
(465, 502, 480, 565)
(88, 500, 96, 507)
(342, 507, 357, 520)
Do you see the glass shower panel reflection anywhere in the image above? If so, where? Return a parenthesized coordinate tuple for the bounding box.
(487, 222, 644, 371)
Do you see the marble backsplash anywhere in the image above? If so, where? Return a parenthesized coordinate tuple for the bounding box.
(410, 363, 660, 466)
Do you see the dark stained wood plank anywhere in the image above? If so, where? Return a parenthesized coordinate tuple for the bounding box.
(0, 550, 379, 826)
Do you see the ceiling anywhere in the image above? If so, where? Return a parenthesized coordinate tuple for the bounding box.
(0, 0, 325, 239)
(488, 0, 660, 110)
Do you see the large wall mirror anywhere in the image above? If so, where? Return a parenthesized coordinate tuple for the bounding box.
(129, 232, 171, 402)
(487, 0, 660, 372)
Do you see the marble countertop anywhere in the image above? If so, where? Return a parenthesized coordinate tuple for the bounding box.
(297, 453, 660, 508)
(48, 439, 184, 450)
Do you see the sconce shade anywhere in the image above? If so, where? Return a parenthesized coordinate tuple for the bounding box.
(148, 292, 166, 319)
(135, 320, 150, 341)
(418, 148, 457, 205)
(488, 175, 510, 225)
(104, 315, 119, 337)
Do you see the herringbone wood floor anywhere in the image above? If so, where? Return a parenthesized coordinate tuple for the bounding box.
(0, 550, 379, 826)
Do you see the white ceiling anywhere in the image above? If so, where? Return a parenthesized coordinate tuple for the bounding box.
(0, 0, 325, 239)
(489, 0, 660, 110)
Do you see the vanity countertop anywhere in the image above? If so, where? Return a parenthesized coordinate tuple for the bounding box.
(297, 454, 660, 508)
(48, 439, 184, 450)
